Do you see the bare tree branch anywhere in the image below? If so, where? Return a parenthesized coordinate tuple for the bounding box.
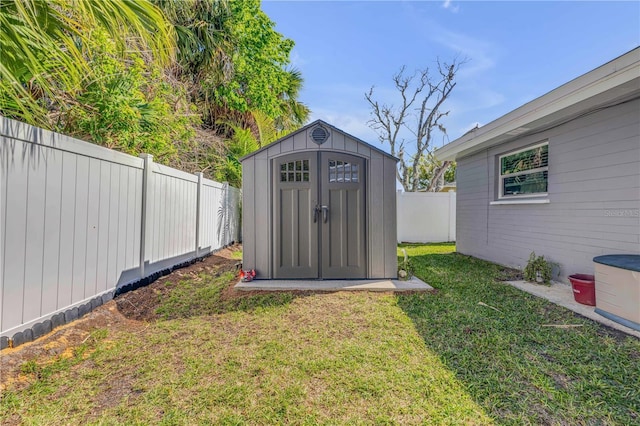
(366, 57, 465, 191)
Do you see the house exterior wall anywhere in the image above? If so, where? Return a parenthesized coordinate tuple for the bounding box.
(242, 126, 398, 279)
(456, 98, 640, 281)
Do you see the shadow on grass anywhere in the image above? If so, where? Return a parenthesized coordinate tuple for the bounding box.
(114, 252, 320, 321)
(156, 273, 312, 320)
(129, 269, 323, 321)
(395, 249, 640, 425)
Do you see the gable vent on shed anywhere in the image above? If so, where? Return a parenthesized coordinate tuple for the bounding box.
(309, 124, 330, 145)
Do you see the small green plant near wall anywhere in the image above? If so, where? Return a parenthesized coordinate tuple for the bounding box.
(398, 249, 414, 280)
(524, 252, 559, 284)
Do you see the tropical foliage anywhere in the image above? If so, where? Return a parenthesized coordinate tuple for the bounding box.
(155, 0, 309, 133)
(62, 28, 197, 162)
(0, 0, 175, 127)
(0, 0, 308, 183)
(213, 110, 290, 187)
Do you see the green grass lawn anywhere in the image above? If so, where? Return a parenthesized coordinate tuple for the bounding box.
(396, 244, 640, 425)
(2, 244, 639, 425)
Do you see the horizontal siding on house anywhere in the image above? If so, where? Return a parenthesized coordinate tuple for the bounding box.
(456, 98, 640, 281)
(455, 153, 489, 256)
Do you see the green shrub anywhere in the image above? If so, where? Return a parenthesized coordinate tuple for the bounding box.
(523, 251, 558, 284)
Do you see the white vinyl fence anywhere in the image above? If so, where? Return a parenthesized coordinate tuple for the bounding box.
(1, 117, 240, 340)
(397, 191, 456, 243)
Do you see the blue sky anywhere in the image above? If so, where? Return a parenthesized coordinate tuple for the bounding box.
(262, 0, 640, 154)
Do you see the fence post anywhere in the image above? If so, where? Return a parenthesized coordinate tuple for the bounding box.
(223, 182, 230, 246)
(396, 190, 403, 243)
(238, 188, 243, 243)
(139, 154, 153, 278)
(195, 172, 203, 258)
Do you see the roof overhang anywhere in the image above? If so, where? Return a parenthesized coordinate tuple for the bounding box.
(240, 119, 398, 162)
(436, 47, 640, 161)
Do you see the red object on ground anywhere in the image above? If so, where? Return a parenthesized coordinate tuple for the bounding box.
(568, 274, 596, 306)
(240, 269, 256, 282)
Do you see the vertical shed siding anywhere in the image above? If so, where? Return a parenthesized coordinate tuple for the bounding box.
(368, 152, 385, 278)
(242, 126, 398, 279)
(456, 99, 640, 280)
(242, 156, 256, 273)
(382, 156, 398, 278)
(254, 152, 270, 276)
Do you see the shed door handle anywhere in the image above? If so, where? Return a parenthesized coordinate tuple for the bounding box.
(321, 205, 329, 223)
(313, 206, 319, 223)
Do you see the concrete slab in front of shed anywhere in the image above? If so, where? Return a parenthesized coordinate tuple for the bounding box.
(234, 276, 433, 292)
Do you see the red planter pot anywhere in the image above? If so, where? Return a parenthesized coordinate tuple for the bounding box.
(568, 274, 596, 306)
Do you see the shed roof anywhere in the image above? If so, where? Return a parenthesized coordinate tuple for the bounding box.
(240, 119, 398, 162)
(435, 47, 640, 161)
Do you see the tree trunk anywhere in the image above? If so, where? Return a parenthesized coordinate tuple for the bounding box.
(425, 160, 451, 192)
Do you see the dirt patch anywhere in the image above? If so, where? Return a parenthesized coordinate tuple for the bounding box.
(496, 266, 524, 281)
(86, 372, 141, 420)
(116, 248, 241, 321)
(0, 302, 142, 393)
(0, 245, 242, 393)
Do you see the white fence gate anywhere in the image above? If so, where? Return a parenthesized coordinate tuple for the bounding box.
(397, 191, 456, 243)
(1, 117, 240, 341)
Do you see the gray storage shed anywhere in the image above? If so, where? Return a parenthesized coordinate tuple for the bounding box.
(241, 120, 398, 280)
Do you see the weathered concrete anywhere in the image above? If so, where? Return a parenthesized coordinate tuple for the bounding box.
(235, 276, 433, 292)
(508, 280, 640, 339)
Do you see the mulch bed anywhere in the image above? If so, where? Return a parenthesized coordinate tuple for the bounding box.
(115, 248, 242, 321)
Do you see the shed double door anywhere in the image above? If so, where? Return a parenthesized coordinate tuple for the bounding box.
(274, 152, 366, 279)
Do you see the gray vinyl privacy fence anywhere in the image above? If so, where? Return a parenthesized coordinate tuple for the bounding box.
(1, 117, 241, 341)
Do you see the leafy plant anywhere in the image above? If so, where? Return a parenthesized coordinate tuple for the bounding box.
(62, 28, 198, 162)
(398, 248, 413, 280)
(0, 0, 175, 127)
(523, 251, 558, 284)
(212, 122, 260, 187)
(416, 152, 456, 191)
(1, 0, 310, 189)
(156, 0, 309, 130)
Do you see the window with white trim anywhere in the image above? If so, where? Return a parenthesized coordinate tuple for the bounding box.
(499, 142, 548, 198)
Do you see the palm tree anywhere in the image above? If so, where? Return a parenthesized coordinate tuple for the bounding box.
(275, 68, 310, 132)
(154, 0, 232, 80)
(152, 0, 234, 128)
(0, 0, 175, 127)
